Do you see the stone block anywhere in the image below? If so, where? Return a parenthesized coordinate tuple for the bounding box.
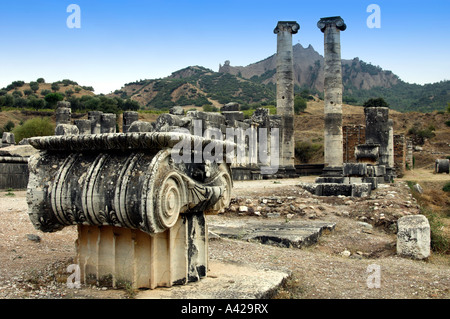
(342, 177, 363, 185)
(362, 176, 378, 190)
(351, 183, 372, 197)
(373, 165, 386, 177)
(222, 111, 244, 123)
(315, 176, 344, 184)
(221, 102, 240, 112)
(123, 111, 139, 133)
(55, 124, 79, 136)
(169, 106, 185, 116)
(435, 159, 449, 174)
(100, 113, 117, 133)
(2, 132, 15, 145)
(343, 163, 367, 176)
(74, 119, 92, 135)
(397, 215, 430, 260)
(317, 183, 352, 197)
(88, 111, 103, 134)
(128, 121, 154, 132)
(355, 144, 379, 164)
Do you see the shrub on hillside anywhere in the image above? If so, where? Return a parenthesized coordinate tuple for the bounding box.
(443, 182, 450, 192)
(295, 141, 323, 163)
(12, 117, 54, 143)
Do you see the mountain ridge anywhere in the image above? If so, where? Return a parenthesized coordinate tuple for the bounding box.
(107, 43, 449, 113)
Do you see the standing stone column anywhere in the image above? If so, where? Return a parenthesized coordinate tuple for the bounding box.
(364, 105, 389, 166)
(387, 119, 395, 179)
(55, 102, 72, 126)
(74, 119, 92, 135)
(123, 111, 139, 133)
(317, 16, 346, 176)
(100, 113, 117, 133)
(274, 21, 299, 174)
(88, 111, 103, 134)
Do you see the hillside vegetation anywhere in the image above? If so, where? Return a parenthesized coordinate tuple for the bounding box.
(0, 78, 140, 114)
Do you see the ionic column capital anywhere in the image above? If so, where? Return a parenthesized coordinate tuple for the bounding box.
(274, 21, 300, 34)
(317, 16, 346, 33)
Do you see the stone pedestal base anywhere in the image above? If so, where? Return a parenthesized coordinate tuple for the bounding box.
(320, 166, 343, 177)
(76, 212, 207, 289)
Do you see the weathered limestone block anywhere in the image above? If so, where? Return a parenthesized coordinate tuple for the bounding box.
(74, 119, 92, 135)
(435, 159, 449, 174)
(222, 112, 244, 124)
(88, 111, 103, 134)
(128, 121, 154, 133)
(221, 102, 240, 112)
(54, 124, 79, 136)
(2, 132, 15, 145)
(169, 106, 185, 116)
(27, 132, 233, 289)
(55, 103, 72, 125)
(154, 113, 191, 132)
(365, 106, 390, 166)
(351, 183, 372, 197)
(343, 163, 367, 176)
(355, 144, 379, 164)
(397, 215, 430, 260)
(100, 113, 117, 133)
(123, 111, 139, 133)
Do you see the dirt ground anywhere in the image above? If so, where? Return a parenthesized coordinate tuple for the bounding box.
(0, 172, 448, 299)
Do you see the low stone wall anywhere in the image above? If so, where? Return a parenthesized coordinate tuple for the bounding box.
(0, 157, 29, 189)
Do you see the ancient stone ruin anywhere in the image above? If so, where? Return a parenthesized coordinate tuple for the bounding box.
(435, 159, 449, 174)
(274, 21, 299, 177)
(317, 16, 346, 178)
(26, 132, 232, 288)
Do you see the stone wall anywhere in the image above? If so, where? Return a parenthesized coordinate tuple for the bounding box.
(343, 125, 365, 163)
(0, 157, 29, 189)
(127, 106, 287, 180)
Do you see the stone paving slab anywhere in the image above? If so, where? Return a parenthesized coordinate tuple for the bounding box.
(136, 261, 290, 299)
(207, 217, 335, 249)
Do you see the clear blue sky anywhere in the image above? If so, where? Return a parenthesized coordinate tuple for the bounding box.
(0, 0, 449, 94)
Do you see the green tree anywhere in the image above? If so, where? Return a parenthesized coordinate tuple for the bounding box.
(0, 94, 14, 107)
(44, 92, 64, 108)
(23, 89, 33, 96)
(28, 96, 46, 110)
(363, 97, 390, 108)
(12, 90, 23, 98)
(41, 89, 51, 96)
(36, 78, 45, 83)
(294, 95, 307, 114)
(29, 81, 39, 93)
(65, 89, 74, 97)
(12, 117, 54, 143)
(51, 83, 60, 92)
(2, 121, 15, 132)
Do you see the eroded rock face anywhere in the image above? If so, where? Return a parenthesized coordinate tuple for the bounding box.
(397, 215, 430, 260)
